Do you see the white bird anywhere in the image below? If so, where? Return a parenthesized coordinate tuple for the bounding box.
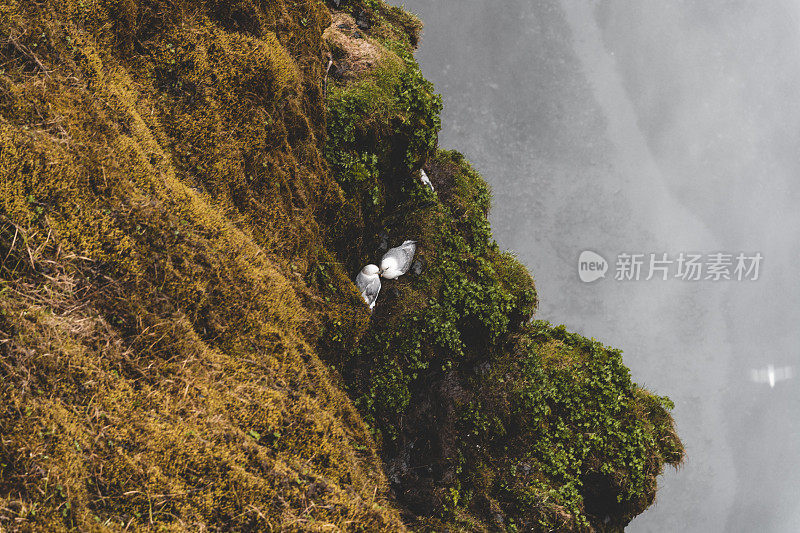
(420, 169, 434, 192)
(751, 364, 793, 388)
(355, 264, 381, 310)
(380, 240, 417, 279)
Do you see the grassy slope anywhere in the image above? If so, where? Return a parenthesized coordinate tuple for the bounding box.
(0, 0, 682, 531)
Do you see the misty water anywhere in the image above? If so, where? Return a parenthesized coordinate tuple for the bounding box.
(390, 0, 800, 531)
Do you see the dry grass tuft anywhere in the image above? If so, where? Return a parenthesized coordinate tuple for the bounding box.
(324, 14, 389, 80)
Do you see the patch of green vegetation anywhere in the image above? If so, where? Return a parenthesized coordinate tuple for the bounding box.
(334, 150, 536, 443)
(325, 50, 441, 219)
(451, 321, 684, 530)
(322, 131, 678, 529)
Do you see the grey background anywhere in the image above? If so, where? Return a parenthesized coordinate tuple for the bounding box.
(388, 0, 800, 531)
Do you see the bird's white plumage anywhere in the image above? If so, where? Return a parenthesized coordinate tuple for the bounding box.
(355, 264, 381, 309)
(750, 364, 793, 388)
(420, 169, 434, 192)
(380, 240, 416, 279)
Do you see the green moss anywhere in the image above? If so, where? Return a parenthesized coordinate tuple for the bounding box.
(452, 322, 684, 530)
(326, 150, 534, 456)
(324, 51, 441, 223)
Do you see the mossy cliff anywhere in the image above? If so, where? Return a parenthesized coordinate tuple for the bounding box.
(0, 0, 682, 531)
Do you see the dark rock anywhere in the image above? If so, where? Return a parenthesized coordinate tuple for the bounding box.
(377, 233, 389, 252)
(329, 62, 347, 80)
(356, 10, 371, 30)
(352, 31, 362, 40)
(411, 258, 425, 276)
(401, 478, 437, 515)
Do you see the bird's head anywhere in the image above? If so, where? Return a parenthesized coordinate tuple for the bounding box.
(379, 257, 397, 277)
(362, 264, 379, 276)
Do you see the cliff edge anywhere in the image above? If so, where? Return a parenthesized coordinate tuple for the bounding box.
(0, 0, 682, 530)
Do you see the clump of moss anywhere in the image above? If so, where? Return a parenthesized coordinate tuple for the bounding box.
(454, 322, 684, 531)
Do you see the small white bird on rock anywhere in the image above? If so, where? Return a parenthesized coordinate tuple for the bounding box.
(355, 264, 381, 310)
(420, 169, 434, 192)
(380, 240, 417, 279)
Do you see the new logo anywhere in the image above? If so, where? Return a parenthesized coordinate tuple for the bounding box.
(578, 250, 608, 282)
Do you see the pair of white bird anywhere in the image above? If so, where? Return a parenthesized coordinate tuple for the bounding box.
(355, 240, 417, 310)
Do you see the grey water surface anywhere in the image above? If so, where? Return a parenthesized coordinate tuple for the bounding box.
(389, 0, 800, 531)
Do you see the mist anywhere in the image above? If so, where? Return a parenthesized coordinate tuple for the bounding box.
(389, 0, 800, 530)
